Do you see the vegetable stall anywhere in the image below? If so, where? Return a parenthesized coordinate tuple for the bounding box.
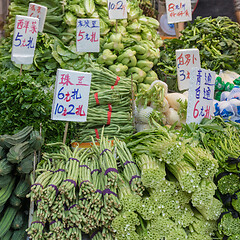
(0, 0, 240, 239)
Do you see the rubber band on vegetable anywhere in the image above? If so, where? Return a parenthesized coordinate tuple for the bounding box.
(100, 149, 112, 156)
(110, 76, 120, 90)
(79, 198, 87, 201)
(102, 189, 118, 197)
(91, 168, 102, 175)
(95, 189, 102, 194)
(79, 165, 90, 170)
(104, 168, 118, 175)
(55, 169, 65, 173)
(90, 230, 100, 239)
(36, 199, 41, 205)
(48, 184, 59, 196)
(129, 175, 141, 185)
(49, 220, 56, 225)
(94, 92, 100, 105)
(95, 129, 100, 139)
(31, 183, 43, 189)
(32, 221, 45, 227)
(79, 180, 89, 188)
(68, 204, 78, 211)
(63, 179, 77, 187)
(69, 157, 80, 163)
(108, 104, 112, 112)
(107, 111, 112, 125)
(124, 161, 136, 166)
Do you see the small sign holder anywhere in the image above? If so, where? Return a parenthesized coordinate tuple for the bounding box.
(165, 0, 192, 38)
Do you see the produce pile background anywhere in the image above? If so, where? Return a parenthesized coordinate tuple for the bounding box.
(0, 0, 240, 239)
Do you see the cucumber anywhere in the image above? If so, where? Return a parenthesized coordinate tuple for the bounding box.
(9, 194, 21, 207)
(0, 175, 12, 188)
(29, 131, 44, 151)
(14, 176, 30, 198)
(0, 158, 13, 176)
(11, 211, 23, 230)
(0, 206, 18, 238)
(17, 153, 34, 174)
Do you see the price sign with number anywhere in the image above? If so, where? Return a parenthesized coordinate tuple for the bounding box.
(176, 49, 201, 91)
(28, 3, 47, 32)
(108, 0, 127, 19)
(186, 68, 216, 124)
(165, 0, 192, 23)
(51, 69, 92, 122)
(76, 19, 100, 53)
(11, 15, 39, 65)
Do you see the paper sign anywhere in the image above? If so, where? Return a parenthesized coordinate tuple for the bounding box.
(76, 19, 100, 53)
(11, 15, 39, 65)
(51, 69, 92, 122)
(176, 49, 201, 91)
(165, 0, 192, 23)
(108, 0, 127, 19)
(28, 3, 47, 32)
(186, 68, 216, 124)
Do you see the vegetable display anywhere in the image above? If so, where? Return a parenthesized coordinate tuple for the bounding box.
(156, 16, 240, 92)
(0, 126, 43, 239)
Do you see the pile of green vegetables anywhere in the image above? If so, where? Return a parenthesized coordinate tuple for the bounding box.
(0, 126, 43, 239)
(73, 63, 134, 143)
(180, 116, 240, 239)
(27, 133, 144, 239)
(156, 16, 240, 92)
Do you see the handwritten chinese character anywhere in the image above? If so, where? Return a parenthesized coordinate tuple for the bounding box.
(26, 37, 35, 49)
(71, 89, 82, 100)
(30, 5, 36, 11)
(197, 70, 202, 85)
(30, 21, 38, 34)
(205, 105, 211, 118)
(76, 105, 86, 116)
(186, 71, 190, 79)
(195, 86, 201, 99)
(76, 76, 89, 86)
(185, 54, 191, 66)
(23, 20, 30, 33)
(59, 74, 74, 86)
(64, 92, 71, 102)
(177, 53, 184, 66)
(62, 108, 67, 116)
(85, 33, 90, 40)
(37, 6, 41, 14)
(91, 20, 99, 28)
(90, 32, 98, 42)
(199, 106, 205, 117)
(17, 19, 24, 30)
(21, 39, 27, 47)
(203, 87, 212, 100)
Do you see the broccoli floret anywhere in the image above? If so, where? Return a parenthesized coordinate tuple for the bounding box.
(218, 211, 240, 236)
(167, 226, 188, 240)
(217, 173, 240, 195)
(187, 232, 212, 240)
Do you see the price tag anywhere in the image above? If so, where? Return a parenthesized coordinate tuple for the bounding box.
(176, 49, 201, 91)
(108, 0, 127, 20)
(11, 15, 39, 65)
(165, 0, 192, 23)
(76, 19, 100, 53)
(28, 3, 47, 32)
(186, 68, 216, 124)
(51, 69, 92, 122)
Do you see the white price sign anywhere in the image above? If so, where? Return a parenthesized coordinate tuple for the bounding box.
(176, 49, 201, 91)
(76, 19, 100, 53)
(51, 69, 92, 122)
(186, 68, 216, 124)
(11, 15, 39, 65)
(28, 3, 47, 32)
(108, 0, 127, 19)
(165, 0, 192, 23)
